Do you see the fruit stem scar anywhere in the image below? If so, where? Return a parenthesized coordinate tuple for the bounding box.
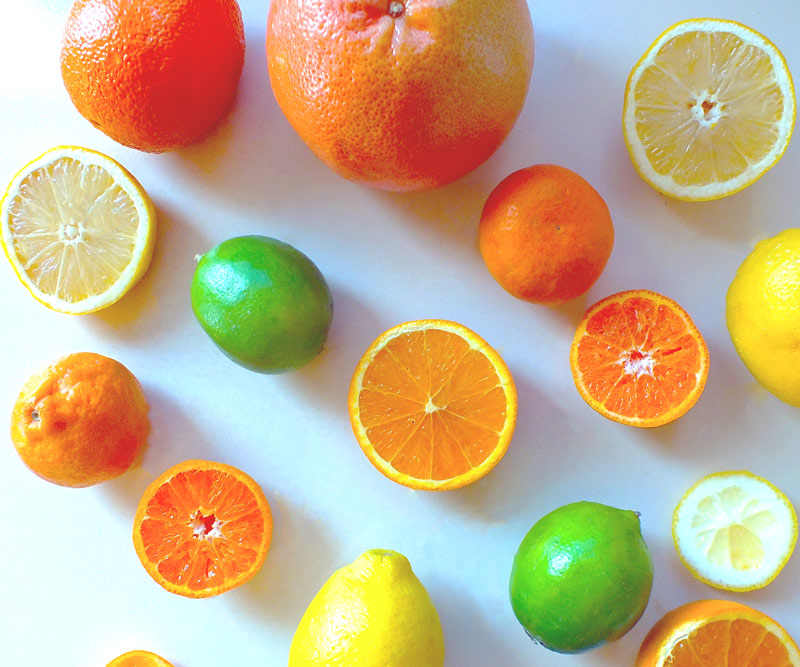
(31, 409, 40, 421)
(388, 0, 405, 18)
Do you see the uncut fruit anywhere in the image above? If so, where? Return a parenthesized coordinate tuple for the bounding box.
(191, 236, 333, 374)
(478, 164, 614, 304)
(61, 0, 245, 152)
(727, 228, 800, 406)
(289, 549, 444, 666)
(267, 0, 534, 191)
(509, 501, 653, 654)
(11, 352, 149, 487)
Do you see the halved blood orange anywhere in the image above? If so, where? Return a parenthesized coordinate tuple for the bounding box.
(570, 290, 709, 427)
(348, 320, 517, 491)
(132, 460, 272, 598)
(636, 599, 800, 666)
(107, 650, 174, 667)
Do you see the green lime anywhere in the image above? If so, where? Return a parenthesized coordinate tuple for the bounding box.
(191, 235, 333, 374)
(509, 501, 653, 654)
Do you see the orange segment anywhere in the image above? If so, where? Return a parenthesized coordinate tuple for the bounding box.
(636, 599, 800, 666)
(107, 650, 173, 667)
(132, 460, 272, 598)
(570, 290, 709, 427)
(348, 320, 517, 490)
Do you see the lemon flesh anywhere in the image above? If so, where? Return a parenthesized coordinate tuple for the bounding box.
(0, 146, 155, 314)
(727, 228, 800, 406)
(673, 471, 797, 591)
(289, 549, 444, 667)
(624, 18, 795, 200)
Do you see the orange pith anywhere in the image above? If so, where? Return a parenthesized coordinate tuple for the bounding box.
(132, 460, 272, 598)
(107, 650, 173, 667)
(636, 599, 800, 666)
(570, 290, 709, 427)
(348, 320, 517, 490)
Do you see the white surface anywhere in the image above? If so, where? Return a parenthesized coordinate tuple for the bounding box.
(1, 1, 799, 666)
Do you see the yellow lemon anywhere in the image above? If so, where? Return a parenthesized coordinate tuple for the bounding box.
(289, 549, 445, 667)
(727, 228, 800, 406)
(0, 145, 155, 314)
(623, 18, 795, 201)
(673, 471, 797, 591)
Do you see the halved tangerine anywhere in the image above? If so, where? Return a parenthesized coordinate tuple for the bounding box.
(570, 290, 709, 427)
(132, 460, 272, 598)
(348, 320, 517, 491)
(107, 650, 174, 667)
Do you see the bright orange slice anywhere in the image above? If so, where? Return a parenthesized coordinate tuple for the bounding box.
(107, 650, 174, 667)
(636, 599, 800, 666)
(570, 290, 709, 427)
(132, 460, 272, 598)
(348, 320, 517, 491)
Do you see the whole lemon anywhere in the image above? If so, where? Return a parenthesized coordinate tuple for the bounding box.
(509, 501, 653, 654)
(289, 549, 445, 667)
(727, 229, 800, 406)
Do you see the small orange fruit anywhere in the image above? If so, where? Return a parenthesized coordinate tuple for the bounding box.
(570, 290, 709, 427)
(479, 164, 614, 304)
(107, 650, 174, 667)
(635, 599, 800, 666)
(267, 0, 535, 191)
(61, 0, 245, 152)
(11, 352, 149, 487)
(348, 320, 517, 490)
(133, 460, 272, 598)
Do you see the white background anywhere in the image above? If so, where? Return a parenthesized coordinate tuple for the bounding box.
(1, 1, 800, 665)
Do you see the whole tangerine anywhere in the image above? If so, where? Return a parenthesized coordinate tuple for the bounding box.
(61, 0, 245, 153)
(266, 0, 535, 191)
(478, 164, 614, 304)
(10, 352, 149, 487)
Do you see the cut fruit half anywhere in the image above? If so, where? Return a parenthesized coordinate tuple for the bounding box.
(570, 290, 709, 427)
(673, 471, 797, 591)
(623, 18, 795, 201)
(0, 145, 155, 313)
(636, 599, 800, 666)
(132, 460, 272, 598)
(348, 320, 517, 491)
(107, 650, 174, 667)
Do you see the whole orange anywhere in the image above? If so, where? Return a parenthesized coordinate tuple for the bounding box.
(266, 0, 535, 191)
(10, 352, 149, 487)
(478, 164, 614, 304)
(61, 0, 245, 153)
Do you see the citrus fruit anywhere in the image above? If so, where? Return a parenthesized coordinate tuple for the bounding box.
(570, 289, 709, 427)
(623, 18, 795, 200)
(478, 164, 614, 305)
(132, 460, 272, 598)
(348, 320, 517, 490)
(673, 471, 797, 592)
(61, 0, 245, 152)
(191, 236, 333, 374)
(0, 146, 155, 314)
(107, 650, 174, 667)
(266, 0, 534, 191)
(289, 549, 444, 667)
(636, 599, 800, 666)
(509, 501, 653, 654)
(10, 352, 149, 488)
(727, 228, 800, 406)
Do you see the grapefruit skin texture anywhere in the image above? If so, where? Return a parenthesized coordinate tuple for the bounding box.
(61, 0, 245, 153)
(266, 0, 535, 191)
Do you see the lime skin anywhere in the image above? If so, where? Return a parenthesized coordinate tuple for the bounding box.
(509, 501, 653, 654)
(191, 235, 333, 374)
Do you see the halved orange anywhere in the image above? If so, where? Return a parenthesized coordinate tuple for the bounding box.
(570, 290, 709, 427)
(636, 599, 800, 666)
(107, 650, 174, 667)
(348, 320, 517, 491)
(132, 460, 272, 598)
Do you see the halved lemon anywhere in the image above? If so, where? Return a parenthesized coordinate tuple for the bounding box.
(623, 18, 795, 201)
(0, 145, 156, 314)
(673, 471, 797, 591)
